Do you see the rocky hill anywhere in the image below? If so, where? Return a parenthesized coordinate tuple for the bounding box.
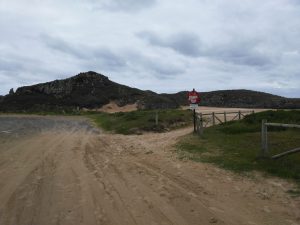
(164, 90, 300, 109)
(0, 71, 178, 112)
(0, 71, 299, 112)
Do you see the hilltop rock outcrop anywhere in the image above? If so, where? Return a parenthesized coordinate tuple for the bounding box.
(0, 71, 299, 112)
(0, 71, 178, 112)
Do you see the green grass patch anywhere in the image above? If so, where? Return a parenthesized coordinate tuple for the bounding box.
(177, 110, 300, 183)
(89, 109, 193, 134)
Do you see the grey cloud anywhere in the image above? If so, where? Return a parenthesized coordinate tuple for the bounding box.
(1, 0, 300, 97)
(41, 34, 88, 59)
(125, 50, 186, 78)
(168, 34, 202, 57)
(0, 59, 23, 72)
(0, 53, 48, 76)
(211, 41, 275, 67)
(138, 31, 203, 57)
(92, 49, 126, 69)
(138, 31, 274, 67)
(42, 34, 126, 70)
(145, 61, 185, 78)
(90, 0, 156, 12)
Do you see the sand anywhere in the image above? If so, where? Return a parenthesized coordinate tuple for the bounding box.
(0, 115, 299, 225)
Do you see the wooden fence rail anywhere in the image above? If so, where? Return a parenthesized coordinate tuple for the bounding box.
(195, 110, 255, 136)
(260, 120, 300, 158)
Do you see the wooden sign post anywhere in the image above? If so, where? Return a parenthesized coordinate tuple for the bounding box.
(188, 89, 200, 133)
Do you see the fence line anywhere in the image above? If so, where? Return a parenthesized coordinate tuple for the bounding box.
(265, 123, 300, 129)
(198, 110, 254, 127)
(272, 147, 300, 159)
(260, 120, 300, 158)
(195, 110, 255, 135)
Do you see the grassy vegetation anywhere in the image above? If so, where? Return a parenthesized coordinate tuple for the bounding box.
(89, 109, 193, 134)
(177, 110, 300, 183)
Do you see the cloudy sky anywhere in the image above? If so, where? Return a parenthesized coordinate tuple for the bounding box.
(1, 0, 300, 97)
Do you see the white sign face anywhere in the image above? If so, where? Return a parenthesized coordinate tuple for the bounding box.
(188, 95, 199, 104)
(189, 104, 199, 110)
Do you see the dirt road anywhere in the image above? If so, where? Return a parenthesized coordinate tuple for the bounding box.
(0, 116, 299, 225)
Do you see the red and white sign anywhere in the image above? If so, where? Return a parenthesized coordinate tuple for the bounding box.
(188, 89, 200, 104)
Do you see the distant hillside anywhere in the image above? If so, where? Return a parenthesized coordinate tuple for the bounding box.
(0, 71, 178, 112)
(164, 90, 300, 109)
(0, 71, 299, 112)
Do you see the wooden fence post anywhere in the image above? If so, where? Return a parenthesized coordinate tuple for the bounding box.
(261, 119, 268, 157)
(197, 113, 204, 136)
(212, 112, 215, 126)
(200, 116, 204, 136)
(238, 111, 241, 120)
(261, 119, 265, 157)
(224, 111, 227, 123)
(196, 115, 200, 134)
(196, 115, 199, 133)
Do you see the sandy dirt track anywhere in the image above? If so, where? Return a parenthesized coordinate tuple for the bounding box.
(0, 116, 299, 225)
